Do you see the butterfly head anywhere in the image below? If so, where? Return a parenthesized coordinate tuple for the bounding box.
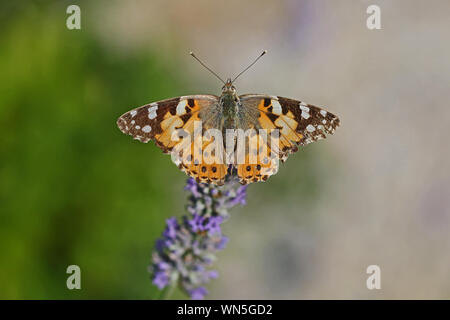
(222, 78, 236, 94)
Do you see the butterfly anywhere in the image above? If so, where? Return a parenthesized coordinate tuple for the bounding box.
(117, 51, 340, 185)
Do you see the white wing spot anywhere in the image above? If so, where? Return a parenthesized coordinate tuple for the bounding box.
(148, 103, 158, 120)
(322, 119, 327, 124)
(135, 125, 141, 130)
(318, 125, 324, 130)
(301, 111, 310, 119)
(271, 100, 282, 115)
(131, 120, 135, 125)
(320, 110, 327, 117)
(300, 103, 310, 112)
(142, 125, 151, 133)
(306, 124, 315, 132)
(130, 110, 137, 117)
(176, 100, 188, 115)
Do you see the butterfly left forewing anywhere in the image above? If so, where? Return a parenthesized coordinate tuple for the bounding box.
(117, 95, 217, 148)
(117, 95, 228, 184)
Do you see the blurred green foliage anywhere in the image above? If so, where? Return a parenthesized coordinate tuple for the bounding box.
(0, 3, 191, 299)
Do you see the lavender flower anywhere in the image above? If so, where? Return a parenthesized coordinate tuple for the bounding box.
(149, 176, 247, 299)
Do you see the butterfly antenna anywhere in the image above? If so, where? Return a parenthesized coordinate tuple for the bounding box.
(189, 52, 226, 84)
(232, 50, 267, 83)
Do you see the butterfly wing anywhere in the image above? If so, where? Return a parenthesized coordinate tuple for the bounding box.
(117, 94, 340, 185)
(117, 95, 228, 184)
(236, 94, 340, 184)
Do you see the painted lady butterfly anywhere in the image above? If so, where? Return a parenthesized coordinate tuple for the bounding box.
(117, 51, 340, 185)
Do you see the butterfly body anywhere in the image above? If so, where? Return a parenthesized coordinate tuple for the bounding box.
(219, 79, 240, 130)
(117, 79, 340, 185)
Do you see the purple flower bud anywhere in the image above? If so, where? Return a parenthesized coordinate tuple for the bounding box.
(163, 217, 178, 239)
(206, 216, 223, 235)
(152, 270, 169, 289)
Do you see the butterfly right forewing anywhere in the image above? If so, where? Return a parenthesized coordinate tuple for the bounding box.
(234, 94, 340, 184)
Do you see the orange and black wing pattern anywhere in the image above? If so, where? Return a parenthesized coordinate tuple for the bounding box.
(236, 94, 340, 184)
(117, 95, 228, 185)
